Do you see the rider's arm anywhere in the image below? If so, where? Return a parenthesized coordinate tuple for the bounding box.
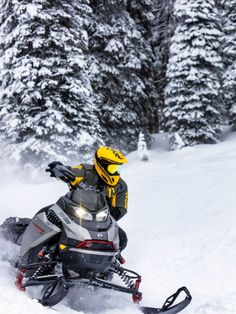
(110, 179, 128, 221)
(46, 161, 85, 186)
(67, 165, 85, 187)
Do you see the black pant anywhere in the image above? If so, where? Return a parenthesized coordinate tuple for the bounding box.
(118, 227, 128, 251)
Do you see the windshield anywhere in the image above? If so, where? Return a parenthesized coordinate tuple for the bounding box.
(68, 189, 107, 212)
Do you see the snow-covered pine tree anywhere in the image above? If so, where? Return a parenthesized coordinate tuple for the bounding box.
(169, 131, 185, 150)
(0, 0, 103, 166)
(151, 0, 175, 126)
(89, 0, 157, 152)
(126, 0, 159, 47)
(127, 0, 178, 131)
(164, 0, 224, 149)
(137, 131, 149, 161)
(126, 0, 161, 132)
(221, 0, 236, 129)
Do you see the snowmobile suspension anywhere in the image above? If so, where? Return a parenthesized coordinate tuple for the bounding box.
(111, 262, 142, 302)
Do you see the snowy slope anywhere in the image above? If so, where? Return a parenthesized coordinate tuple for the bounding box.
(1, 132, 236, 313)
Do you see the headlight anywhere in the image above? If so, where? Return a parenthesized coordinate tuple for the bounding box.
(74, 206, 93, 221)
(96, 209, 109, 222)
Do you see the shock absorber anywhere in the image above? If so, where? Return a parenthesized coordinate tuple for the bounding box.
(31, 265, 45, 280)
(30, 244, 57, 280)
(111, 262, 142, 302)
(120, 269, 135, 288)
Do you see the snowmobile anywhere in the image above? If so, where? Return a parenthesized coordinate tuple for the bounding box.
(0, 166, 192, 313)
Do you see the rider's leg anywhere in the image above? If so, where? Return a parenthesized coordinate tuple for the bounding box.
(118, 227, 128, 251)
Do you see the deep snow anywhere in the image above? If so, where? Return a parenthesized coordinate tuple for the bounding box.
(0, 132, 236, 313)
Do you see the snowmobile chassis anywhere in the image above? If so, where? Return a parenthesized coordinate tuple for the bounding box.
(16, 260, 192, 313)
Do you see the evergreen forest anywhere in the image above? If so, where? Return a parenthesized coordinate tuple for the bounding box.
(0, 0, 235, 166)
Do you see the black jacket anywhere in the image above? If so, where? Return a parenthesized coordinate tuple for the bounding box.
(68, 164, 128, 221)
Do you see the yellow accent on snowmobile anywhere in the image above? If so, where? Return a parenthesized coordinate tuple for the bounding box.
(59, 244, 67, 250)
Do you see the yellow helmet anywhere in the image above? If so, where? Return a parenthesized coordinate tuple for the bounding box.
(94, 146, 128, 186)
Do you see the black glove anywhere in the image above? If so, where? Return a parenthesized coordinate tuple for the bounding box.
(46, 161, 63, 177)
(46, 161, 75, 183)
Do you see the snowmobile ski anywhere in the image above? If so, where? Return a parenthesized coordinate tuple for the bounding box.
(140, 287, 191, 314)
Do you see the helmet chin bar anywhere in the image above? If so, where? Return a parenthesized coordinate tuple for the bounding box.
(95, 161, 120, 186)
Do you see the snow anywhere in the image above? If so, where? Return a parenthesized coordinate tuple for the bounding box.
(26, 4, 39, 18)
(1, 132, 236, 313)
(105, 39, 124, 53)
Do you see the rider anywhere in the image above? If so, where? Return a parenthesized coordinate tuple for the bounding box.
(46, 146, 128, 253)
